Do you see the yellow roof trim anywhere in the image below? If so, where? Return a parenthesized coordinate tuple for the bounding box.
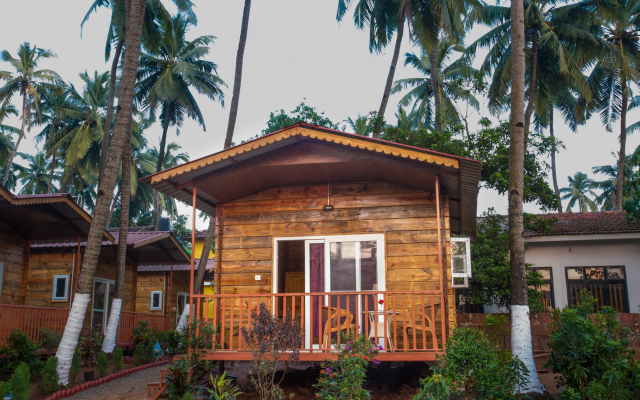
(150, 126, 459, 185)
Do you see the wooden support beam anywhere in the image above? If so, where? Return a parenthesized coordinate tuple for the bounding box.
(175, 181, 194, 191)
(228, 156, 239, 165)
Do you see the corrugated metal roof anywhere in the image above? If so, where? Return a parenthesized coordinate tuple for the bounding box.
(137, 258, 216, 272)
(524, 211, 640, 237)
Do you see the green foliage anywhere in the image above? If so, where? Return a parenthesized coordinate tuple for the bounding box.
(133, 344, 144, 367)
(432, 327, 529, 399)
(96, 352, 110, 378)
(314, 332, 380, 400)
(260, 101, 344, 136)
(178, 319, 218, 352)
(545, 290, 640, 399)
(112, 347, 124, 372)
(465, 208, 548, 311)
(0, 381, 11, 398)
(181, 394, 195, 400)
(37, 328, 62, 352)
(206, 372, 242, 400)
(241, 302, 303, 400)
(8, 362, 31, 400)
(380, 120, 562, 211)
(171, 214, 192, 251)
(132, 320, 155, 347)
(162, 330, 182, 354)
(0, 329, 42, 376)
(164, 359, 199, 400)
(145, 341, 156, 364)
(41, 356, 59, 396)
(78, 327, 104, 367)
(70, 347, 83, 384)
(413, 374, 452, 400)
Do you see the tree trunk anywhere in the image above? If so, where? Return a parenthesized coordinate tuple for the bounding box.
(152, 104, 171, 230)
(108, 183, 122, 228)
(549, 109, 561, 212)
(373, 11, 404, 139)
(193, 216, 215, 294)
(98, 39, 124, 192)
(2, 93, 27, 186)
(60, 157, 81, 194)
(509, 0, 543, 393)
(617, 76, 627, 211)
(47, 149, 56, 194)
(102, 119, 131, 353)
(523, 28, 538, 152)
(223, 0, 252, 150)
(431, 44, 442, 133)
(56, 0, 146, 384)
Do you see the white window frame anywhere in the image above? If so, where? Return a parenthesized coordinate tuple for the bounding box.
(150, 290, 163, 311)
(52, 275, 70, 301)
(450, 237, 471, 289)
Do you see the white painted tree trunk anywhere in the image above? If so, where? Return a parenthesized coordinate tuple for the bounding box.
(511, 305, 544, 393)
(101, 298, 122, 353)
(56, 293, 91, 385)
(176, 304, 190, 332)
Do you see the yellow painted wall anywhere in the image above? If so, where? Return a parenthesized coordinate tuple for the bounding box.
(192, 238, 214, 258)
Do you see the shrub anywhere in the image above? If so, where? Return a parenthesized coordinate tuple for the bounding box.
(431, 327, 528, 399)
(145, 341, 156, 364)
(164, 330, 181, 354)
(413, 374, 453, 400)
(132, 320, 156, 347)
(8, 362, 31, 400)
(241, 302, 303, 400)
(133, 344, 144, 367)
(78, 327, 104, 367)
(164, 359, 200, 399)
(70, 348, 83, 384)
(38, 329, 62, 353)
(206, 372, 242, 400)
(0, 329, 42, 376)
(178, 319, 218, 352)
(41, 356, 59, 395)
(314, 332, 380, 400)
(0, 381, 12, 398)
(112, 347, 124, 372)
(545, 290, 640, 399)
(96, 352, 110, 378)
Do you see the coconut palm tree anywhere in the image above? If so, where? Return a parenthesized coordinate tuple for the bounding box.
(560, 172, 598, 212)
(56, 0, 147, 384)
(391, 39, 480, 131)
(395, 107, 419, 132)
(0, 43, 64, 186)
(346, 115, 370, 136)
(135, 12, 225, 230)
(15, 152, 60, 194)
(592, 153, 635, 210)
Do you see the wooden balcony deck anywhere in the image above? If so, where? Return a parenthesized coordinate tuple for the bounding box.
(190, 290, 447, 362)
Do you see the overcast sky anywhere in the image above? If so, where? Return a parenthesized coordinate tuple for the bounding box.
(2, 1, 639, 230)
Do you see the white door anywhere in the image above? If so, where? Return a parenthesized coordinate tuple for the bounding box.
(92, 279, 115, 333)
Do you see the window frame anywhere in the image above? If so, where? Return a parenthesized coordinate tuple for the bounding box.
(150, 290, 163, 311)
(52, 274, 70, 302)
(450, 237, 471, 288)
(565, 266, 629, 312)
(531, 267, 555, 310)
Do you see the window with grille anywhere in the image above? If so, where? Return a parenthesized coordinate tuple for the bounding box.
(565, 266, 628, 312)
(530, 267, 554, 311)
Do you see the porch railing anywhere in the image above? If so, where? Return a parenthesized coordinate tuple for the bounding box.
(190, 290, 446, 357)
(117, 311, 171, 345)
(0, 304, 70, 346)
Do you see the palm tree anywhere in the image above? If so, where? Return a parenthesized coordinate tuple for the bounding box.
(56, 0, 147, 384)
(592, 153, 635, 210)
(0, 43, 63, 186)
(560, 172, 598, 212)
(346, 114, 370, 136)
(395, 107, 418, 132)
(15, 152, 60, 194)
(223, 0, 252, 148)
(391, 39, 479, 131)
(135, 12, 225, 230)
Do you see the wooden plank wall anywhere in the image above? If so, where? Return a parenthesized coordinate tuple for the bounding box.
(219, 181, 453, 319)
(0, 223, 27, 305)
(135, 270, 190, 326)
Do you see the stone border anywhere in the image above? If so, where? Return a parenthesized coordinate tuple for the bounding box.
(44, 359, 171, 400)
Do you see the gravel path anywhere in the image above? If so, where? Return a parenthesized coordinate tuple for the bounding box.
(63, 365, 166, 400)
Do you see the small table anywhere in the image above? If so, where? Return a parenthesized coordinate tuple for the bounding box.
(361, 310, 400, 350)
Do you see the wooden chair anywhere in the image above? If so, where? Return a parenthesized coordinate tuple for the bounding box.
(402, 302, 441, 349)
(321, 305, 355, 349)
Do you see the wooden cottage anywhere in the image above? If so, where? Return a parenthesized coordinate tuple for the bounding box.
(28, 228, 189, 339)
(140, 123, 481, 361)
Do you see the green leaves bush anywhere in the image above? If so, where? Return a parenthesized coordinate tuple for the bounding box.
(546, 290, 640, 399)
(42, 356, 59, 395)
(8, 362, 31, 400)
(112, 347, 124, 372)
(70, 347, 83, 384)
(0, 329, 42, 377)
(133, 343, 144, 367)
(96, 352, 109, 378)
(145, 341, 155, 364)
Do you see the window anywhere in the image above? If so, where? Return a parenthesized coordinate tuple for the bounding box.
(52, 275, 69, 301)
(150, 291, 163, 311)
(450, 237, 471, 288)
(566, 266, 628, 313)
(530, 267, 555, 311)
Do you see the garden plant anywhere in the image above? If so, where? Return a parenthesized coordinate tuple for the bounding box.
(112, 347, 124, 372)
(96, 351, 110, 377)
(42, 356, 59, 395)
(133, 343, 144, 367)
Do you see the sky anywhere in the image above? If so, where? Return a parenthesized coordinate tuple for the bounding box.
(1, 1, 639, 231)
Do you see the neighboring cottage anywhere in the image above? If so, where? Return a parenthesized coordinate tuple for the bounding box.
(524, 211, 640, 313)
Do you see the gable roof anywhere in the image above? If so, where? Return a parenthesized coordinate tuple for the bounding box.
(31, 230, 189, 263)
(139, 123, 482, 236)
(0, 184, 114, 243)
(524, 211, 640, 237)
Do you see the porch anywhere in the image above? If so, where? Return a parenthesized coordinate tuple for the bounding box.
(190, 290, 447, 361)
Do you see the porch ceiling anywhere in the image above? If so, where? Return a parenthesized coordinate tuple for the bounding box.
(139, 124, 481, 236)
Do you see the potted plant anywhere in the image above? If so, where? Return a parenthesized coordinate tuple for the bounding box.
(78, 328, 104, 382)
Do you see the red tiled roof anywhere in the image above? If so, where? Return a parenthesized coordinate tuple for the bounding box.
(524, 211, 640, 237)
(137, 258, 216, 272)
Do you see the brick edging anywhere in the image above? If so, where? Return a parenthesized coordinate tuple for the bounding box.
(45, 359, 171, 400)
